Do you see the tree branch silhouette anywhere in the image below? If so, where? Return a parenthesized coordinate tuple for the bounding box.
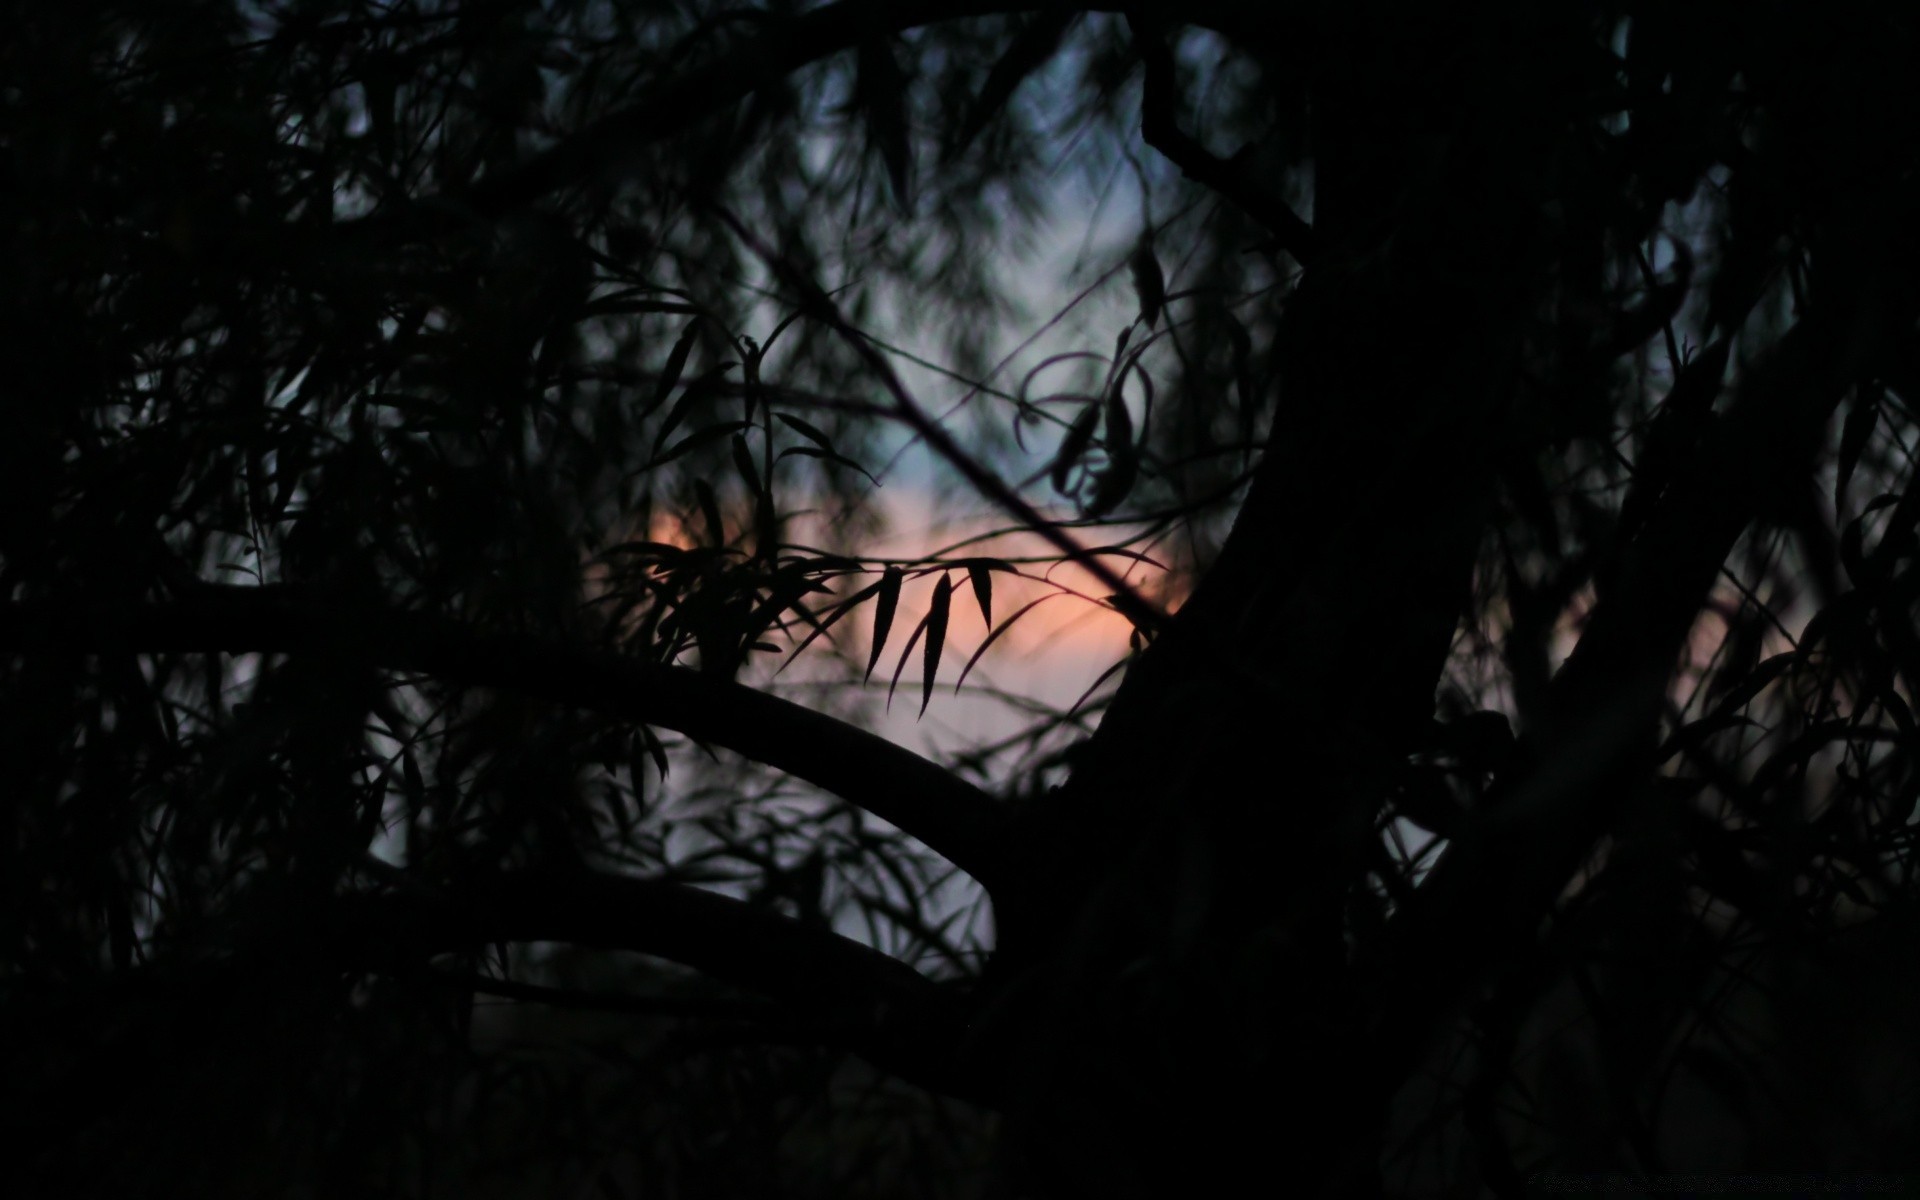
(322, 866, 985, 1100)
(1129, 14, 1323, 267)
(710, 205, 1171, 639)
(0, 583, 1015, 890)
(341, 1, 1308, 246)
(1369, 275, 1909, 1095)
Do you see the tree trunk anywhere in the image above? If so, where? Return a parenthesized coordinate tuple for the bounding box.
(978, 15, 1552, 1192)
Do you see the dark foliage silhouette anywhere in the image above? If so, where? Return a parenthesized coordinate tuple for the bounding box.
(4, 1, 1919, 1196)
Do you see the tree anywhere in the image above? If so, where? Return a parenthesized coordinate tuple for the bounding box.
(5, 0, 1919, 1194)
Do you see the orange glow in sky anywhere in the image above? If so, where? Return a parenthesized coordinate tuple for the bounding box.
(583, 482, 1184, 753)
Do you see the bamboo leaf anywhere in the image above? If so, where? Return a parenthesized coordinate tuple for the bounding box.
(865, 567, 903, 682)
(1085, 385, 1138, 517)
(955, 593, 1068, 693)
(650, 367, 723, 457)
(1085, 545, 1168, 570)
(754, 488, 777, 560)
(401, 748, 425, 802)
(777, 577, 882, 675)
(1084, 451, 1139, 518)
(888, 613, 930, 711)
(694, 479, 726, 548)
(857, 36, 913, 213)
(645, 320, 700, 419)
(774, 410, 835, 451)
(1129, 231, 1165, 329)
(1051, 400, 1100, 494)
(731, 433, 762, 495)
(1104, 377, 1134, 450)
(963, 557, 1017, 574)
(921, 574, 952, 717)
(649, 420, 751, 469)
(1658, 653, 1799, 764)
(966, 562, 993, 627)
(778, 445, 881, 487)
(1710, 651, 1800, 717)
(1065, 651, 1131, 719)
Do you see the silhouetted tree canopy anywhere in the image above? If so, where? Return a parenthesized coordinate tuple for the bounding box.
(5, 1, 1919, 1195)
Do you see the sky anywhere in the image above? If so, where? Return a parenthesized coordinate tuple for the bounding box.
(703, 114, 1184, 765)
(628, 120, 1189, 957)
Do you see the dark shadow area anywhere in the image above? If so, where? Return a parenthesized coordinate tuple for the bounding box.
(3, 2, 1919, 1196)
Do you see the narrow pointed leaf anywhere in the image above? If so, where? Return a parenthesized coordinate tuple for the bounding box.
(1086, 386, 1139, 516)
(774, 410, 836, 451)
(858, 37, 913, 213)
(694, 479, 726, 548)
(964, 557, 1017, 574)
(1066, 652, 1132, 719)
(921, 574, 952, 716)
(649, 420, 750, 469)
(777, 577, 882, 675)
(1051, 401, 1101, 494)
(645, 320, 700, 418)
(731, 433, 762, 495)
(1104, 380, 1134, 451)
(1711, 651, 1800, 717)
(736, 335, 764, 424)
(651, 368, 717, 457)
(888, 613, 930, 711)
(1084, 451, 1139, 518)
(1129, 232, 1165, 329)
(955, 593, 1068, 693)
(778, 445, 881, 487)
(966, 562, 993, 627)
(1085, 545, 1168, 570)
(754, 489, 777, 560)
(865, 567, 903, 681)
(401, 749, 425, 802)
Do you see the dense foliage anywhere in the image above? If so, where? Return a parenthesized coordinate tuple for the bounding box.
(4, 1, 1919, 1195)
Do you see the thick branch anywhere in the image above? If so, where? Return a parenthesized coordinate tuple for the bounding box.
(1367, 284, 1901, 1095)
(11, 868, 987, 1105)
(0, 585, 1014, 890)
(324, 867, 983, 1099)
